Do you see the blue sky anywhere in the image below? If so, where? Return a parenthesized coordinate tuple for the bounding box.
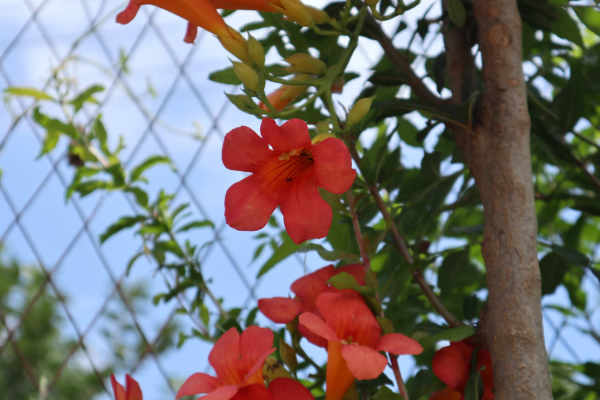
(1, 1, 599, 399)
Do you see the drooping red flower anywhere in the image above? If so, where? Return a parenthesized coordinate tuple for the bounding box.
(223, 118, 356, 244)
(259, 264, 366, 346)
(430, 339, 494, 400)
(111, 374, 143, 400)
(176, 326, 275, 399)
(298, 290, 423, 400)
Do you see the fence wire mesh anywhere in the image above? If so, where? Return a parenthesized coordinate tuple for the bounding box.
(0, 1, 598, 400)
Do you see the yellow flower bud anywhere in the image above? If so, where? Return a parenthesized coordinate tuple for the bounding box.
(285, 53, 327, 75)
(305, 5, 329, 24)
(233, 62, 260, 92)
(247, 36, 265, 69)
(217, 27, 249, 62)
(347, 96, 374, 127)
(280, 0, 313, 26)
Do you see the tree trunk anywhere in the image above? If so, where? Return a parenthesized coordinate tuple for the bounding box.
(446, 1, 553, 399)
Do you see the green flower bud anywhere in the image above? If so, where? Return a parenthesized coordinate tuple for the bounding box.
(247, 36, 265, 69)
(347, 96, 374, 127)
(233, 62, 260, 92)
(285, 53, 327, 75)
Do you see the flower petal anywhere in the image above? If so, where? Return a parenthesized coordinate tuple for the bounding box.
(268, 378, 314, 400)
(223, 126, 272, 172)
(231, 384, 272, 400)
(377, 333, 423, 355)
(432, 342, 472, 390)
(240, 326, 275, 383)
(298, 312, 338, 342)
(117, 0, 229, 36)
(225, 175, 278, 231)
(312, 138, 356, 194)
(111, 375, 126, 400)
(176, 373, 220, 398)
(260, 118, 310, 153)
(126, 374, 143, 400)
(198, 386, 239, 400)
(336, 264, 366, 285)
(280, 173, 332, 243)
(341, 343, 387, 380)
(315, 291, 380, 347)
(290, 265, 336, 310)
(209, 328, 242, 384)
(325, 341, 355, 400)
(258, 297, 303, 323)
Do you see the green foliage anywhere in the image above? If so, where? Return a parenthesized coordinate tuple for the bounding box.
(0, 249, 176, 399)
(8, 0, 600, 398)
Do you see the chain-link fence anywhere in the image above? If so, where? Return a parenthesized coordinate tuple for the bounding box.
(1, 1, 598, 400)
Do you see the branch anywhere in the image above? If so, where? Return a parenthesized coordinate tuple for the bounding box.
(366, 15, 446, 107)
(346, 144, 462, 328)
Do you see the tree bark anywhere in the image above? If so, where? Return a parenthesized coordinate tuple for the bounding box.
(446, 1, 553, 399)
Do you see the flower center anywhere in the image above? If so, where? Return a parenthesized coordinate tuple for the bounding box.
(258, 147, 314, 194)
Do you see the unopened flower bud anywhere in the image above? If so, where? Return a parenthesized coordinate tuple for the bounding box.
(306, 5, 329, 24)
(233, 62, 260, 92)
(280, 0, 313, 26)
(278, 338, 297, 372)
(259, 75, 310, 111)
(347, 96, 374, 126)
(217, 27, 249, 62)
(247, 36, 265, 69)
(286, 53, 327, 75)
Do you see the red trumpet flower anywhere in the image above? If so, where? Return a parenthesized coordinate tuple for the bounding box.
(223, 118, 356, 244)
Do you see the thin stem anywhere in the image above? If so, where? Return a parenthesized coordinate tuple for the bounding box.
(412, 270, 461, 327)
(366, 15, 445, 106)
(346, 144, 462, 327)
(346, 191, 370, 269)
(390, 355, 409, 400)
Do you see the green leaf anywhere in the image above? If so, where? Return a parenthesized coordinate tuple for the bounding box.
(438, 249, 482, 293)
(328, 272, 363, 292)
(575, 7, 600, 37)
(37, 130, 61, 158)
(73, 180, 113, 197)
(257, 234, 299, 278)
(447, 0, 467, 27)
(69, 84, 104, 112)
(372, 386, 402, 400)
(551, 8, 584, 47)
(540, 252, 567, 295)
(32, 107, 79, 139)
(176, 220, 215, 233)
(100, 215, 146, 244)
(200, 302, 210, 326)
(125, 186, 149, 208)
(92, 117, 109, 154)
(208, 67, 241, 85)
(125, 251, 145, 274)
(105, 163, 126, 187)
(4, 86, 55, 101)
(130, 155, 172, 182)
